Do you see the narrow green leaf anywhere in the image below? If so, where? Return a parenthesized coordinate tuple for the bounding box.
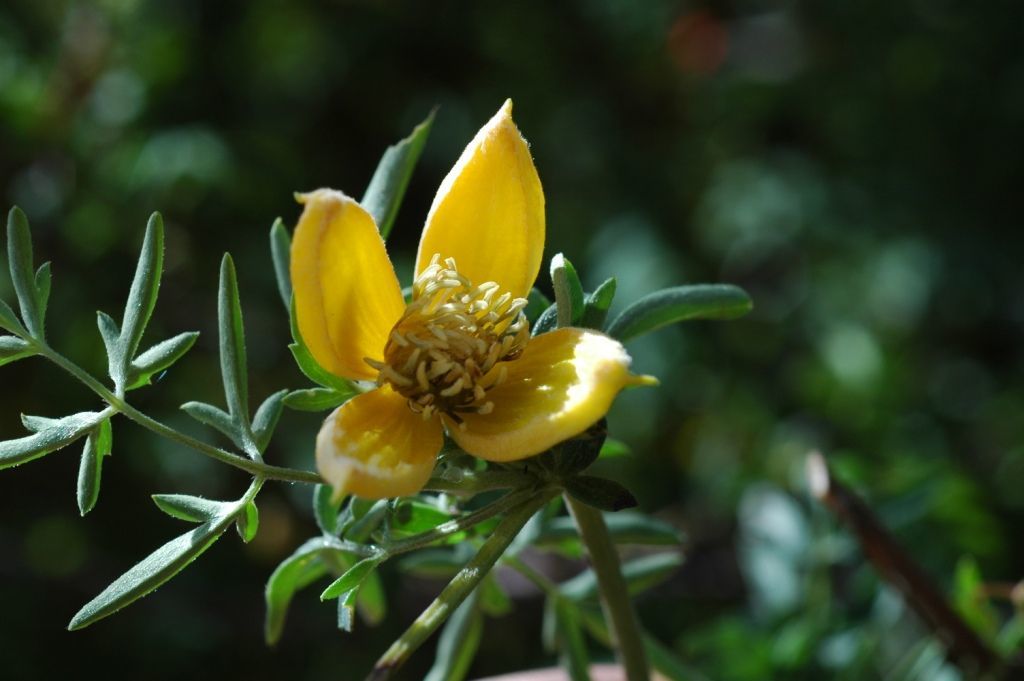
(320, 556, 382, 601)
(554, 598, 591, 681)
(550, 253, 585, 328)
(118, 213, 164, 369)
(96, 311, 120, 378)
(424, 588, 483, 681)
(336, 586, 359, 632)
(563, 475, 637, 512)
(534, 512, 683, 549)
(68, 515, 234, 630)
(20, 413, 60, 432)
(561, 552, 684, 602)
(532, 303, 559, 336)
(269, 218, 292, 310)
(125, 331, 199, 390)
(0, 335, 34, 367)
(265, 537, 334, 645)
(525, 287, 552, 324)
(252, 390, 287, 453)
(7, 207, 43, 338)
(314, 484, 342, 535)
(152, 494, 232, 523)
(236, 500, 259, 543)
(362, 111, 435, 240)
(77, 419, 112, 516)
(580, 277, 616, 330)
(0, 411, 103, 470)
(218, 254, 249, 424)
(0, 299, 27, 336)
(283, 386, 356, 412)
(34, 261, 51, 321)
(606, 284, 753, 342)
(288, 298, 355, 391)
(180, 401, 244, 450)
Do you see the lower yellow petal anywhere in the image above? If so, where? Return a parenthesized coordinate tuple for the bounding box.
(316, 385, 443, 499)
(445, 328, 654, 462)
(291, 189, 406, 381)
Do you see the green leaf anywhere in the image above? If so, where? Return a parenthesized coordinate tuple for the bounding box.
(269, 218, 292, 310)
(534, 512, 683, 549)
(606, 284, 752, 342)
(252, 390, 287, 453)
(336, 586, 359, 632)
(96, 311, 120, 373)
(218, 254, 249, 426)
(7, 206, 44, 338)
(525, 287, 552, 324)
(563, 475, 638, 512)
(0, 335, 34, 367)
(283, 386, 356, 412)
(599, 438, 631, 459)
(320, 556, 383, 601)
(580, 277, 616, 330)
(362, 110, 435, 240)
(0, 299, 27, 336)
(390, 499, 453, 536)
(265, 537, 334, 645)
(0, 411, 103, 470)
(356, 570, 387, 626)
(236, 500, 259, 543)
(125, 331, 199, 390)
(550, 253, 584, 328)
(953, 555, 999, 641)
(554, 598, 591, 681)
(76, 419, 112, 516)
(532, 303, 559, 336)
(288, 298, 355, 391)
(562, 552, 684, 602)
(180, 401, 244, 450)
(117, 214, 164, 377)
(34, 261, 51, 320)
(20, 413, 60, 432)
(424, 588, 483, 681)
(152, 494, 232, 523)
(314, 483, 342, 535)
(68, 513, 235, 630)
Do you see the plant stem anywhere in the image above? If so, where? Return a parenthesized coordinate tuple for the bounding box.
(565, 494, 650, 681)
(33, 341, 321, 485)
(369, 487, 557, 680)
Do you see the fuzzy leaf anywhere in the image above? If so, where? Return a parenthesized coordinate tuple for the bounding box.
(68, 512, 235, 630)
(77, 419, 113, 516)
(117, 214, 164, 380)
(34, 261, 51, 321)
(96, 311, 120, 375)
(252, 390, 287, 453)
(606, 284, 752, 342)
(218, 254, 249, 425)
(0, 411, 103, 470)
(0, 335, 34, 367)
(269, 218, 292, 310)
(283, 386, 356, 412)
(152, 494, 232, 523)
(336, 586, 359, 633)
(362, 111, 434, 240)
(320, 556, 383, 601)
(265, 537, 334, 645)
(7, 207, 43, 338)
(532, 303, 559, 336)
(126, 331, 199, 390)
(180, 400, 244, 449)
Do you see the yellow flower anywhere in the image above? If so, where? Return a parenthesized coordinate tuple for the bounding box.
(291, 100, 652, 499)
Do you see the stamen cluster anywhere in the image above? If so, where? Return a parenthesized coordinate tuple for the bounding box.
(366, 255, 529, 422)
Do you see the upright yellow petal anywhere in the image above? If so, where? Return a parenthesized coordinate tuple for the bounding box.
(316, 385, 444, 499)
(291, 189, 406, 381)
(444, 328, 655, 462)
(415, 100, 545, 300)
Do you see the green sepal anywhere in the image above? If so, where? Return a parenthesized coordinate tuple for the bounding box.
(606, 284, 752, 342)
(0, 335, 35, 367)
(235, 500, 259, 543)
(76, 418, 113, 516)
(424, 588, 483, 681)
(362, 110, 435, 240)
(125, 331, 199, 390)
(68, 510, 236, 630)
(283, 386, 356, 412)
(580, 277, 616, 330)
(6, 206, 44, 338)
(320, 556, 383, 601)
(269, 218, 292, 310)
(151, 493, 233, 523)
(550, 253, 585, 328)
(563, 475, 637, 512)
(0, 411, 104, 470)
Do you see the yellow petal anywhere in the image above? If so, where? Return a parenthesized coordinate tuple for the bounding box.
(291, 189, 406, 381)
(445, 328, 655, 462)
(316, 385, 443, 499)
(415, 100, 545, 300)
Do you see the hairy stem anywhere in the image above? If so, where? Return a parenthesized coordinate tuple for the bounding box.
(369, 487, 557, 680)
(566, 494, 650, 681)
(32, 340, 322, 485)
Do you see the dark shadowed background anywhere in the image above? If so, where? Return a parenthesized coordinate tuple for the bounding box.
(2, 1, 1023, 679)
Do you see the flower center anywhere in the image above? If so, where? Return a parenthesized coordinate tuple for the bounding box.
(366, 254, 529, 422)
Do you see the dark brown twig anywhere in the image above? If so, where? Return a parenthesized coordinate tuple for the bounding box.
(806, 451, 1012, 680)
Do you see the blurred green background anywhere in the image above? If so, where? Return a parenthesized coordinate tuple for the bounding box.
(2, 1, 1022, 679)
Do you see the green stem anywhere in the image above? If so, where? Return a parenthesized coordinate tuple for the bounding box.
(32, 341, 321, 485)
(369, 487, 557, 680)
(565, 494, 650, 681)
